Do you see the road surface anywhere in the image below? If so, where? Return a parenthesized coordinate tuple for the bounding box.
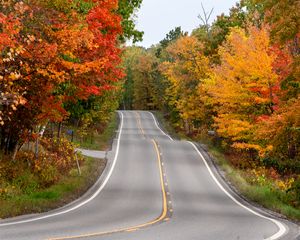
(0, 111, 299, 240)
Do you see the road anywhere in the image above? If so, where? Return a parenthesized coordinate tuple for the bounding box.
(0, 111, 299, 240)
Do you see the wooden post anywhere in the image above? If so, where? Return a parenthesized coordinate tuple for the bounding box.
(75, 151, 81, 176)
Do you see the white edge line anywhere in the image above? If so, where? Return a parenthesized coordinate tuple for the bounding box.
(188, 141, 286, 240)
(148, 112, 173, 141)
(147, 111, 286, 240)
(0, 112, 124, 227)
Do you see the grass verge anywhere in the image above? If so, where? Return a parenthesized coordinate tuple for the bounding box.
(0, 157, 106, 219)
(153, 111, 300, 222)
(207, 145, 300, 222)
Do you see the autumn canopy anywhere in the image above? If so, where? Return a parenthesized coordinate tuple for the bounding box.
(0, 0, 139, 154)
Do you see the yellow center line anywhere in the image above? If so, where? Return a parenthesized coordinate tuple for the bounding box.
(47, 140, 169, 240)
(135, 112, 145, 137)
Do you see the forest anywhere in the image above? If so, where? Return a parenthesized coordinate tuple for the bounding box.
(0, 0, 299, 220)
(122, 0, 300, 215)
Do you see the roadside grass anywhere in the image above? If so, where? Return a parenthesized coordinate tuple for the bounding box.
(0, 113, 118, 219)
(153, 112, 300, 222)
(72, 113, 118, 150)
(0, 157, 106, 219)
(208, 145, 300, 221)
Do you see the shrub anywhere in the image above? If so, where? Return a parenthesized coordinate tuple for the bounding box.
(288, 178, 300, 207)
(0, 136, 84, 198)
(12, 170, 40, 194)
(38, 165, 59, 187)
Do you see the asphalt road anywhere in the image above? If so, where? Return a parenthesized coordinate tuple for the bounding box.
(0, 111, 299, 240)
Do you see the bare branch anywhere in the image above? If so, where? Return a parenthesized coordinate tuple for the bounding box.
(198, 14, 206, 26)
(201, 3, 208, 25)
(207, 8, 214, 21)
(198, 2, 214, 35)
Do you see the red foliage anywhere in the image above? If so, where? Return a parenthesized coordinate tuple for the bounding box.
(0, 0, 125, 151)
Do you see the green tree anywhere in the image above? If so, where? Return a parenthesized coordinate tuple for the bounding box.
(121, 46, 145, 109)
(156, 27, 187, 58)
(118, 0, 144, 43)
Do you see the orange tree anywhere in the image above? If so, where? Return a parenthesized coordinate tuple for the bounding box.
(208, 26, 283, 158)
(0, 0, 126, 155)
(161, 36, 212, 134)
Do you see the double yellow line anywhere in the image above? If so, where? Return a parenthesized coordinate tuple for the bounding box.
(135, 112, 146, 137)
(48, 139, 170, 240)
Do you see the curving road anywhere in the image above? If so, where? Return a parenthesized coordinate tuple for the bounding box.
(0, 111, 299, 240)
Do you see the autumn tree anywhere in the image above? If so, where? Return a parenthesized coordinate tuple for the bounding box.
(209, 26, 283, 157)
(0, 1, 70, 155)
(253, 0, 299, 102)
(161, 36, 212, 134)
(0, 0, 134, 156)
(256, 97, 300, 172)
(254, 0, 300, 45)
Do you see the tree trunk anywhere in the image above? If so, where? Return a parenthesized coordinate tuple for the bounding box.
(39, 124, 47, 137)
(57, 122, 62, 143)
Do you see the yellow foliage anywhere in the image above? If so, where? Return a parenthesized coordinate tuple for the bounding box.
(209, 26, 281, 149)
(232, 142, 262, 151)
(161, 36, 212, 130)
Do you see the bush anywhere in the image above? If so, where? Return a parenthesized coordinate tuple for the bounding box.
(38, 164, 59, 187)
(0, 137, 84, 199)
(288, 178, 300, 207)
(40, 137, 82, 172)
(263, 156, 300, 174)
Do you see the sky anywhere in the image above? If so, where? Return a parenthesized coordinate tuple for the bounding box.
(133, 0, 238, 48)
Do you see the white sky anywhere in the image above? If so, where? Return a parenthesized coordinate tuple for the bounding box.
(133, 0, 238, 48)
